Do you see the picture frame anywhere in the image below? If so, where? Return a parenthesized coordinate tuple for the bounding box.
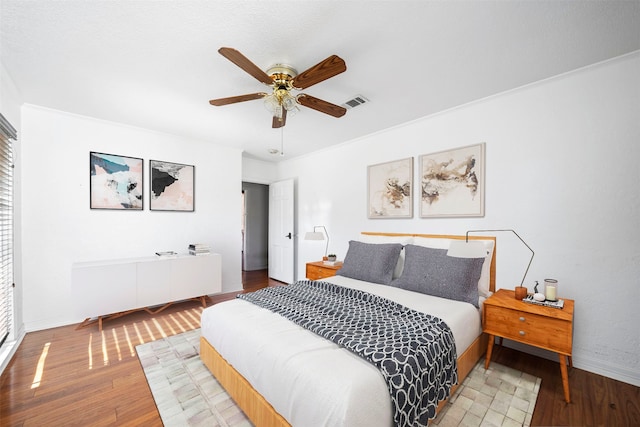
(419, 143, 485, 218)
(90, 152, 143, 210)
(149, 160, 195, 212)
(367, 157, 413, 219)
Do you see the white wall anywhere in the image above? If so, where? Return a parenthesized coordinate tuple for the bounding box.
(20, 106, 244, 331)
(242, 157, 277, 184)
(279, 52, 640, 386)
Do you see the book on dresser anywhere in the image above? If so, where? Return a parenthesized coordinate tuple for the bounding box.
(522, 294, 565, 309)
(189, 243, 210, 256)
(155, 251, 178, 258)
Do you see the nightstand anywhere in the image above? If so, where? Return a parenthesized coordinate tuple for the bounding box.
(305, 261, 342, 280)
(483, 288, 575, 402)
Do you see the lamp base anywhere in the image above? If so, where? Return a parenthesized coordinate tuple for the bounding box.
(514, 286, 528, 300)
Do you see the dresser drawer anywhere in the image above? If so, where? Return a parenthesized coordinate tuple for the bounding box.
(484, 305, 572, 354)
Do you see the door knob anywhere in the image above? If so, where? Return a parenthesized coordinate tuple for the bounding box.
(285, 232, 292, 239)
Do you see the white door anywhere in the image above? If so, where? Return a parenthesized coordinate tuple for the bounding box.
(269, 179, 294, 283)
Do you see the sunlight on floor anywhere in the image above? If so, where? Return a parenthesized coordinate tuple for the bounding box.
(142, 320, 156, 341)
(101, 330, 108, 366)
(133, 322, 145, 345)
(84, 306, 203, 370)
(111, 328, 122, 361)
(152, 318, 169, 338)
(122, 324, 135, 357)
(31, 342, 50, 389)
(169, 313, 188, 333)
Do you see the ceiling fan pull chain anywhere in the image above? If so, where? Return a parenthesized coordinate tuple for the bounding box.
(280, 127, 284, 156)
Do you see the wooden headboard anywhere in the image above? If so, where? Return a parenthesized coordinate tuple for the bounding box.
(360, 231, 497, 293)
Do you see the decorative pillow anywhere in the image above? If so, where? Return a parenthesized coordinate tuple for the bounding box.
(391, 244, 484, 307)
(360, 234, 414, 279)
(412, 236, 494, 298)
(336, 240, 403, 285)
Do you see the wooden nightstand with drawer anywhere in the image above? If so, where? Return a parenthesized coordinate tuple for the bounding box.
(305, 261, 342, 280)
(483, 288, 575, 402)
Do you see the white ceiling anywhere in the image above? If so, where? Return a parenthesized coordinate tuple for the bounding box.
(1, 1, 639, 162)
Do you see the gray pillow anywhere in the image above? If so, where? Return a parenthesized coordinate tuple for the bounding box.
(336, 240, 403, 285)
(391, 244, 484, 307)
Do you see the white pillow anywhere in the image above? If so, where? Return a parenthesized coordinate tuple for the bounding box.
(412, 236, 494, 298)
(360, 234, 414, 279)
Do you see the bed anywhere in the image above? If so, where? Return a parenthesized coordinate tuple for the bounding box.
(200, 232, 496, 426)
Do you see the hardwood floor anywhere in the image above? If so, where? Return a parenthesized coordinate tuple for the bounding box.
(1, 270, 638, 426)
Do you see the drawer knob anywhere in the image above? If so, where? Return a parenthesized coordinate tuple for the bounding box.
(519, 316, 525, 322)
(519, 330, 525, 336)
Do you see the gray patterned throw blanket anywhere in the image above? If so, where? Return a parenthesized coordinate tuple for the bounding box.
(237, 280, 458, 426)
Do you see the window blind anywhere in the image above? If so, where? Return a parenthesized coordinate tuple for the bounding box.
(0, 113, 16, 349)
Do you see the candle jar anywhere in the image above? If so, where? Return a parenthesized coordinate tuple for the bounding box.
(544, 279, 558, 301)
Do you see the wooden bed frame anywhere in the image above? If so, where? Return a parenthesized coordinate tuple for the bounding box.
(200, 232, 496, 427)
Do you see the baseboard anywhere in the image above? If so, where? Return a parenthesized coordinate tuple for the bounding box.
(24, 317, 77, 333)
(501, 339, 640, 387)
(242, 266, 268, 271)
(572, 354, 640, 387)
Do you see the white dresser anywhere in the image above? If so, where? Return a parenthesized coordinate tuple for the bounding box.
(72, 253, 222, 329)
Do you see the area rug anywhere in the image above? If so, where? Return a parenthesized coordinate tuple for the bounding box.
(136, 329, 251, 427)
(137, 329, 541, 427)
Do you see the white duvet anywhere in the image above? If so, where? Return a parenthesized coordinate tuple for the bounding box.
(200, 276, 482, 427)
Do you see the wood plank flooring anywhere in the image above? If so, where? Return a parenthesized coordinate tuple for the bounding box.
(1, 270, 638, 426)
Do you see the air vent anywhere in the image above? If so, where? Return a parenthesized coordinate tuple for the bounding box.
(342, 95, 369, 109)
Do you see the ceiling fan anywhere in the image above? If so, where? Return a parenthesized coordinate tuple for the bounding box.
(209, 47, 347, 128)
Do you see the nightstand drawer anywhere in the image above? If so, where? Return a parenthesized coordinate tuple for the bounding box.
(484, 305, 572, 354)
(305, 263, 339, 280)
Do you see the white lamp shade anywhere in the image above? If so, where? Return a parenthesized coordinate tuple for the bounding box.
(447, 240, 487, 258)
(304, 231, 325, 241)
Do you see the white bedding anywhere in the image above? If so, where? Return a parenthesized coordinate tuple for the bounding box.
(200, 275, 482, 427)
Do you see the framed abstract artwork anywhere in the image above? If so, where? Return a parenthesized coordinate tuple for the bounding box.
(419, 143, 485, 218)
(90, 152, 143, 210)
(367, 157, 413, 219)
(149, 160, 195, 212)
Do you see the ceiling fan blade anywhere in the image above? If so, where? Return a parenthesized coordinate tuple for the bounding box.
(218, 47, 273, 85)
(272, 108, 287, 128)
(297, 94, 346, 118)
(209, 92, 267, 106)
(291, 55, 346, 90)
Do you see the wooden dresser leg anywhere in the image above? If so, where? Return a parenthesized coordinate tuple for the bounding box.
(559, 354, 571, 403)
(485, 334, 494, 369)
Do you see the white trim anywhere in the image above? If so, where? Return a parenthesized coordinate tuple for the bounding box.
(573, 354, 640, 388)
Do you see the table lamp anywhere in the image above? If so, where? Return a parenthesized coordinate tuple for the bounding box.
(304, 225, 329, 258)
(447, 229, 534, 288)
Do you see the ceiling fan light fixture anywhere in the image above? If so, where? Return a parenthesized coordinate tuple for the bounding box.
(282, 95, 298, 112)
(263, 95, 281, 114)
(264, 92, 299, 118)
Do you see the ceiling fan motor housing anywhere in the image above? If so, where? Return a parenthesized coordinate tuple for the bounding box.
(266, 64, 298, 90)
